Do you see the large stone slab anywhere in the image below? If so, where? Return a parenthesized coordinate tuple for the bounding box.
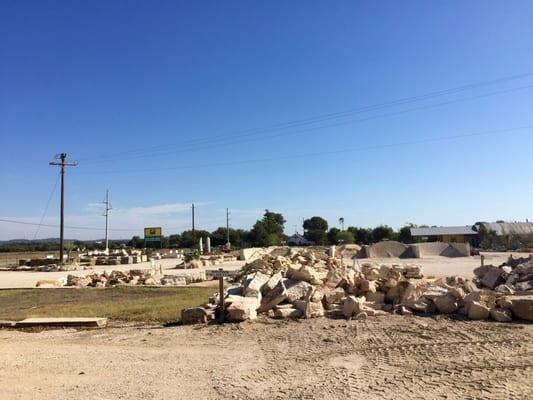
(14, 317, 107, 328)
(480, 267, 503, 289)
(505, 295, 533, 322)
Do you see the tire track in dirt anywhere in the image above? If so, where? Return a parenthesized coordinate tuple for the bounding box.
(215, 316, 533, 400)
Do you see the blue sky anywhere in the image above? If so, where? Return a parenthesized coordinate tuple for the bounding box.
(1, 1, 532, 240)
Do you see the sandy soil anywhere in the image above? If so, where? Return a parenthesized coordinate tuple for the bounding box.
(0, 315, 531, 400)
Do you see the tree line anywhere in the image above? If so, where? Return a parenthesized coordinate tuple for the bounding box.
(128, 211, 417, 249)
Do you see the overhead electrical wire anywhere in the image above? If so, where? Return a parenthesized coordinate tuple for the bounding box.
(76, 84, 533, 165)
(78, 125, 533, 174)
(32, 171, 60, 240)
(77, 72, 533, 163)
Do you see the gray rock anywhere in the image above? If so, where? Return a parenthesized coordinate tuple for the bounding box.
(273, 307, 303, 319)
(258, 280, 288, 312)
(433, 294, 458, 314)
(480, 267, 502, 289)
(468, 301, 490, 320)
(490, 308, 512, 322)
(506, 295, 533, 322)
(181, 307, 209, 325)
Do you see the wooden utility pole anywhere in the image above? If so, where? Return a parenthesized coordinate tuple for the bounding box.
(103, 189, 112, 254)
(226, 208, 230, 249)
(191, 203, 196, 246)
(49, 153, 78, 265)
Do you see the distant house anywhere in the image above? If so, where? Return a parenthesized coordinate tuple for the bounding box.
(410, 226, 478, 245)
(287, 233, 313, 246)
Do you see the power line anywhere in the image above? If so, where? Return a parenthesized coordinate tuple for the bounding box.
(77, 72, 533, 163)
(32, 171, 60, 240)
(0, 218, 139, 232)
(94, 83, 533, 163)
(78, 125, 533, 175)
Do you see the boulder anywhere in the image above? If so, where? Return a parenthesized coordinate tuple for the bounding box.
(227, 298, 260, 322)
(366, 268, 380, 281)
(405, 297, 435, 314)
(359, 279, 377, 293)
(490, 308, 512, 322)
(341, 296, 380, 319)
(243, 272, 270, 298)
(480, 267, 502, 289)
(273, 307, 303, 319)
(365, 291, 385, 304)
(515, 280, 533, 291)
(293, 299, 325, 318)
(286, 265, 321, 284)
(505, 295, 533, 322)
(423, 286, 448, 300)
(262, 272, 282, 295)
(284, 279, 313, 303)
(324, 269, 345, 288)
(324, 287, 346, 309)
(35, 279, 64, 288)
(433, 294, 458, 314)
(181, 307, 209, 325)
(468, 301, 490, 320)
(494, 284, 515, 295)
(258, 280, 288, 312)
(473, 265, 489, 278)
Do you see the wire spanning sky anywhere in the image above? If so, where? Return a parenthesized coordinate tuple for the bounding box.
(1, 1, 532, 240)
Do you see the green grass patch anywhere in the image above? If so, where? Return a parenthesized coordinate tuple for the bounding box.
(0, 286, 215, 323)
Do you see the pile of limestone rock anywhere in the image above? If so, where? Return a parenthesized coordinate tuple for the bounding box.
(474, 255, 533, 293)
(64, 269, 203, 288)
(182, 251, 533, 324)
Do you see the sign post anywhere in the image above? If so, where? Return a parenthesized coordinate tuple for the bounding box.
(206, 268, 237, 323)
(218, 268, 225, 322)
(144, 227, 162, 248)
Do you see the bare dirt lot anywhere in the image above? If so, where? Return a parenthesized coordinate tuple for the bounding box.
(1, 315, 532, 400)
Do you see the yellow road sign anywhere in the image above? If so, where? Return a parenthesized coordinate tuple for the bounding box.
(144, 227, 162, 238)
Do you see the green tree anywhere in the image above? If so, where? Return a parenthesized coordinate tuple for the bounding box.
(303, 216, 329, 245)
(128, 235, 144, 249)
(251, 210, 285, 246)
(180, 230, 210, 248)
(398, 225, 413, 243)
(327, 227, 340, 245)
(347, 227, 373, 244)
(168, 234, 181, 248)
(372, 225, 395, 242)
(329, 230, 355, 244)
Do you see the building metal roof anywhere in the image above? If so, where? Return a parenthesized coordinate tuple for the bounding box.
(410, 226, 477, 237)
(478, 222, 533, 236)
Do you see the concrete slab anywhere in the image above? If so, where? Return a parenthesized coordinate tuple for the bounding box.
(14, 317, 107, 328)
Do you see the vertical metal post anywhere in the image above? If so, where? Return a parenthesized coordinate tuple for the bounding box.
(218, 268, 225, 323)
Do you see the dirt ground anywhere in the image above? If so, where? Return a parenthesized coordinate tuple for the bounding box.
(1, 315, 532, 400)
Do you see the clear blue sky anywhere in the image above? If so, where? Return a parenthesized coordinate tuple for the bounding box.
(1, 1, 532, 240)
